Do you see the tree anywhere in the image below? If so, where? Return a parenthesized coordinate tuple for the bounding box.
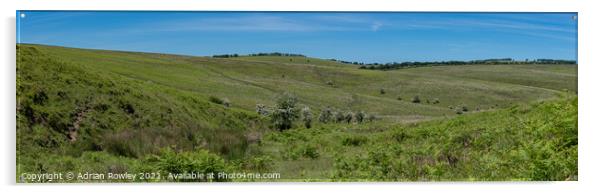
(344, 112, 354, 124)
(334, 111, 345, 123)
(270, 93, 299, 131)
(301, 106, 312, 129)
(355, 111, 366, 123)
(380, 88, 386, 95)
(318, 107, 333, 123)
(223, 98, 231, 108)
(411, 96, 421, 103)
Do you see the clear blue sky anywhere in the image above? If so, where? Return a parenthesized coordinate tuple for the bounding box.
(17, 11, 577, 63)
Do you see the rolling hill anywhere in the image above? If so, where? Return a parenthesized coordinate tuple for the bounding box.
(16, 44, 577, 182)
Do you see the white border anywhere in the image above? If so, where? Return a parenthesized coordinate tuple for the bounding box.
(2, 0, 601, 193)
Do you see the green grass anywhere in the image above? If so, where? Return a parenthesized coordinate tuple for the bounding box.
(260, 95, 577, 181)
(16, 44, 577, 182)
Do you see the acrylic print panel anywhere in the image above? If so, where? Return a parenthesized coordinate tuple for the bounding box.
(16, 11, 577, 182)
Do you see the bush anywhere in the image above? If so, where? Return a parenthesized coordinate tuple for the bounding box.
(355, 111, 366, 123)
(318, 107, 333, 123)
(301, 106, 312, 128)
(397, 96, 402, 101)
(255, 104, 269, 116)
(433, 98, 440, 104)
(344, 112, 354, 124)
(208, 96, 223, 105)
(411, 96, 421, 103)
(223, 98, 231, 108)
(334, 111, 345, 123)
(380, 88, 386, 95)
(270, 93, 299, 131)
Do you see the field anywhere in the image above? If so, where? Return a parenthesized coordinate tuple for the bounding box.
(16, 44, 577, 182)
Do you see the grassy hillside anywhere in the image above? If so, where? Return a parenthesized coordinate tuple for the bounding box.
(16, 44, 577, 182)
(261, 95, 577, 181)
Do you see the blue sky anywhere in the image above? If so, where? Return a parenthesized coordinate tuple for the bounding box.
(17, 11, 577, 63)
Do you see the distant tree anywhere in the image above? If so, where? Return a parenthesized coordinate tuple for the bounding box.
(318, 107, 333, 123)
(411, 96, 421, 103)
(344, 112, 354, 124)
(208, 96, 223, 105)
(433, 98, 440, 104)
(334, 111, 345, 123)
(270, 93, 300, 131)
(222, 98, 231, 108)
(301, 106, 312, 129)
(355, 111, 366, 123)
(397, 96, 402, 101)
(380, 88, 386, 95)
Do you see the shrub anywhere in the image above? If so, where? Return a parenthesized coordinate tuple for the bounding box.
(433, 98, 440, 104)
(461, 106, 468, 112)
(270, 93, 299, 131)
(355, 111, 366, 123)
(380, 88, 386, 95)
(411, 96, 421, 103)
(223, 98, 231, 108)
(301, 106, 312, 128)
(334, 111, 345, 123)
(208, 96, 223, 105)
(397, 96, 402, 101)
(255, 104, 269, 116)
(318, 107, 333, 123)
(344, 112, 354, 124)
